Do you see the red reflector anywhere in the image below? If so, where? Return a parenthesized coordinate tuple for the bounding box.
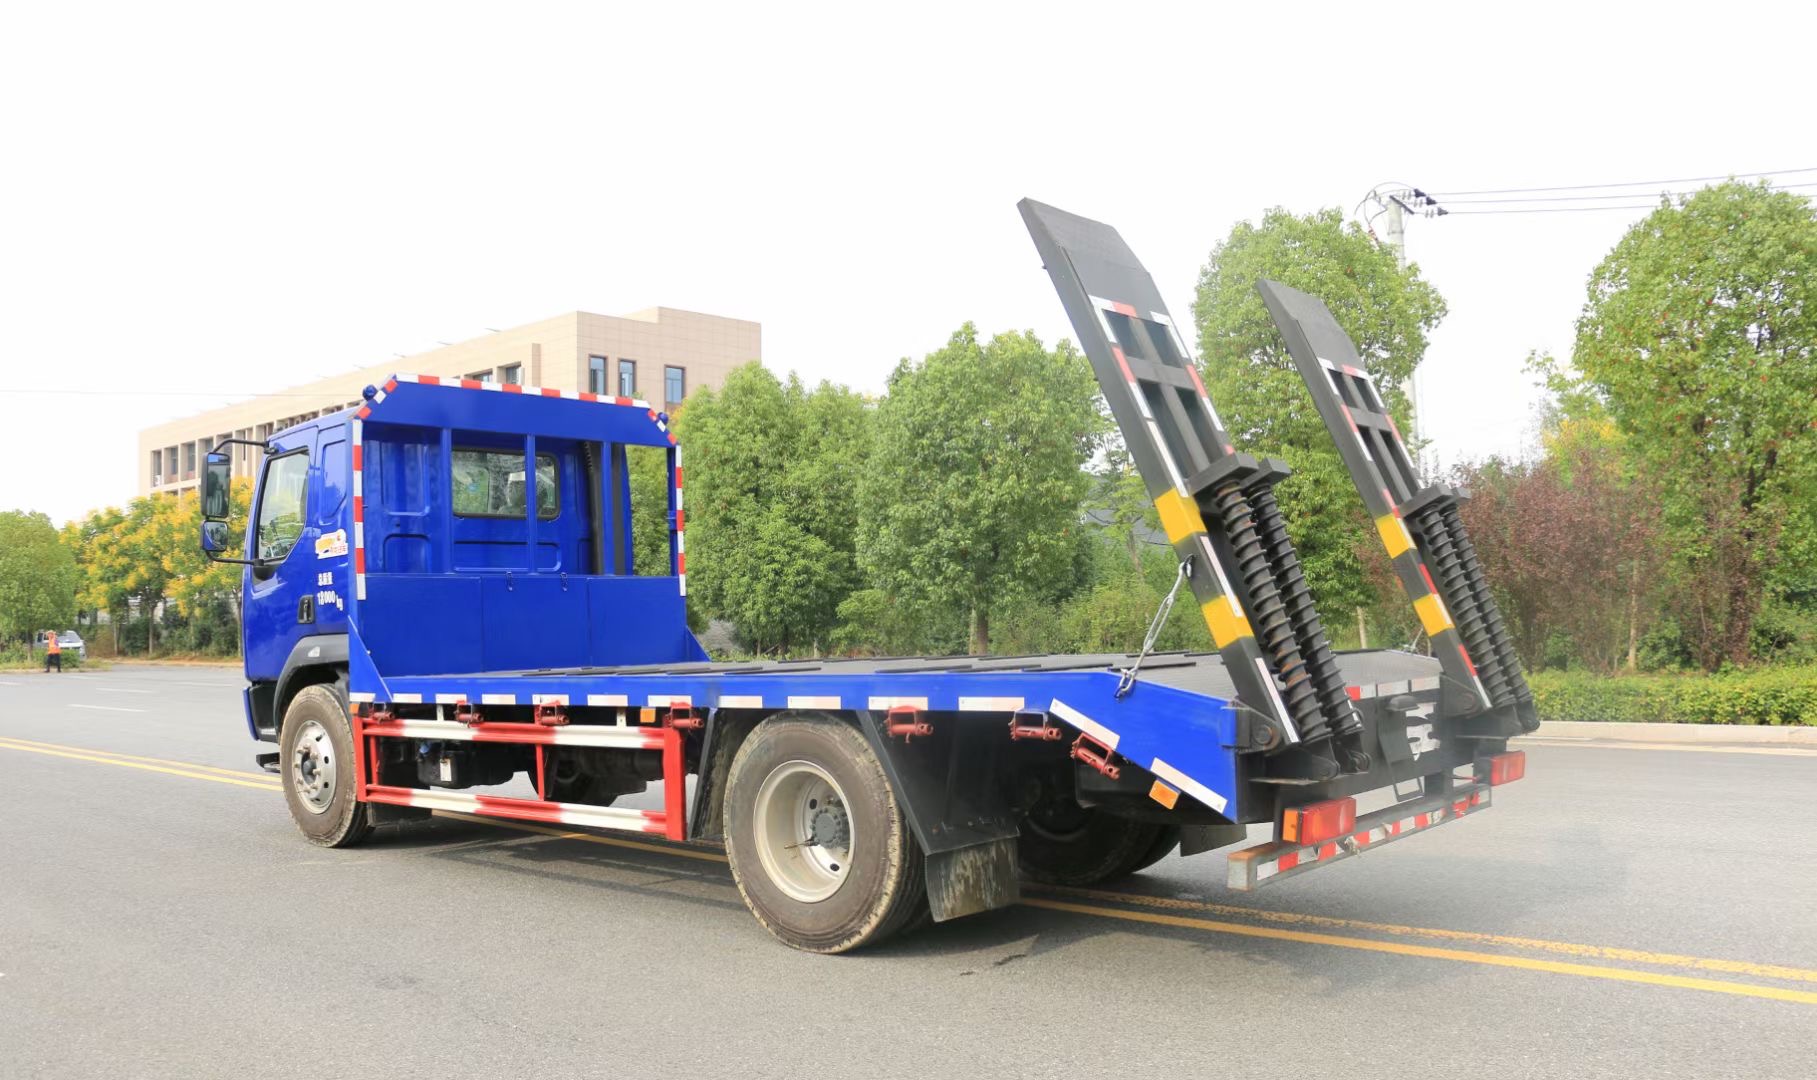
(1488, 751, 1526, 786)
(1282, 797, 1357, 846)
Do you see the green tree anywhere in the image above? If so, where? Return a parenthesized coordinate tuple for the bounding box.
(1572, 181, 1817, 669)
(858, 324, 1101, 654)
(1192, 206, 1447, 617)
(679, 364, 873, 653)
(0, 510, 79, 642)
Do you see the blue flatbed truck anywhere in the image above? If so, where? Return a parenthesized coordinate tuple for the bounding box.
(200, 202, 1531, 953)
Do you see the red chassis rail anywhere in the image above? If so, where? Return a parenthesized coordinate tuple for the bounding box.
(351, 707, 687, 841)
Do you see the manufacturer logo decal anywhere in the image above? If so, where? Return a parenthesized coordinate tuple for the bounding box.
(315, 529, 348, 560)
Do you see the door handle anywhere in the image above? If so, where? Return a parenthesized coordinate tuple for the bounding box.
(298, 595, 315, 625)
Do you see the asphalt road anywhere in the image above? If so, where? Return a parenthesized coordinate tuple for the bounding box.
(4, 665, 1815, 1079)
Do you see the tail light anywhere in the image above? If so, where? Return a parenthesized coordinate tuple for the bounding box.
(1487, 751, 1526, 786)
(1282, 797, 1356, 846)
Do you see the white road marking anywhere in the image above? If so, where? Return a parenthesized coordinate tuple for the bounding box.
(0, 680, 21, 686)
(69, 704, 146, 713)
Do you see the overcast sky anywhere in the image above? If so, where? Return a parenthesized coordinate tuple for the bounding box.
(3, 2, 1811, 526)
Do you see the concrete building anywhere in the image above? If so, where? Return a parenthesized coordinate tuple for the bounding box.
(138, 307, 760, 496)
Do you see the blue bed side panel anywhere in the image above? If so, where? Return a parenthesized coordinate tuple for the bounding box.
(361, 667, 1241, 815)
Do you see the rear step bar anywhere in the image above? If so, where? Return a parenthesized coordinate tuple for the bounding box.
(1226, 781, 1491, 891)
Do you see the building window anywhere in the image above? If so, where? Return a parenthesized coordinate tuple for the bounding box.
(151, 450, 162, 485)
(664, 366, 685, 410)
(184, 442, 197, 479)
(588, 356, 608, 395)
(499, 363, 522, 386)
(466, 370, 491, 383)
(617, 359, 637, 397)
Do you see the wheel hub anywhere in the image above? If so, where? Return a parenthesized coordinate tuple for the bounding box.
(291, 718, 336, 815)
(752, 760, 854, 903)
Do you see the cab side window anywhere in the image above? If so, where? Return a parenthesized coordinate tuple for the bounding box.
(255, 451, 310, 561)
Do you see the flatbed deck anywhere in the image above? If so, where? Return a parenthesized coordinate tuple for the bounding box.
(368, 648, 1443, 706)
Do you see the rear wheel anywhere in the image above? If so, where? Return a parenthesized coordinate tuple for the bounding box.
(724, 714, 925, 953)
(279, 682, 371, 848)
(1017, 795, 1176, 886)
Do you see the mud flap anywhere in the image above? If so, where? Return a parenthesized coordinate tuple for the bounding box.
(925, 837, 1020, 922)
(855, 710, 1021, 920)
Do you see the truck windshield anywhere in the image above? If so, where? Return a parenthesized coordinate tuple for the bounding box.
(452, 449, 558, 520)
(255, 451, 310, 561)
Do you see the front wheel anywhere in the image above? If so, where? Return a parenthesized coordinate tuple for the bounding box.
(279, 683, 372, 848)
(723, 714, 926, 953)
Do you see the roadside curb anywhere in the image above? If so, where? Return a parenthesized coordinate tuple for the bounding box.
(1520, 720, 1817, 746)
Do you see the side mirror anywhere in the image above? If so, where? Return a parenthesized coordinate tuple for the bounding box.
(202, 451, 232, 521)
(198, 449, 254, 565)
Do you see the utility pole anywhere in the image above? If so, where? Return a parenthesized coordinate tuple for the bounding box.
(1354, 183, 1444, 650)
(1356, 183, 1445, 477)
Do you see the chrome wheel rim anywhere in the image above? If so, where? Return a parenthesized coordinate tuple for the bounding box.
(291, 718, 336, 815)
(752, 760, 853, 903)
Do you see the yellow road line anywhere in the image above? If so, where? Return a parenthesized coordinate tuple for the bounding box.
(1020, 898, 1817, 1005)
(1033, 884, 1817, 985)
(0, 738, 281, 791)
(12, 733, 1817, 1003)
(0, 735, 282, 781)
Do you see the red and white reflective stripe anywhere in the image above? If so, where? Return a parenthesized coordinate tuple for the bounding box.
(1345, 674, 1443, 701)
(361, 717, 666, 750)
(958, 696, 1026, 712)
(673, 445, 686, 597)
(388, 372, 654, 413)
(1339, 404, 1375, 463)
(1227, 784, 1491, 890)
(363, 785, 669, 835)
(351, 415, 367, 601)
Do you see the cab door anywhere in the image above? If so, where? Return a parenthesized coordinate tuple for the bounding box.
(243, 429, 318, 683)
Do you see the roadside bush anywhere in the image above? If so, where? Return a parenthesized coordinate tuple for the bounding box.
(1529, 666, 1817, 726)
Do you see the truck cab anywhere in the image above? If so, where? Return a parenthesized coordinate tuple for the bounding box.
(216, 379, 700, 748)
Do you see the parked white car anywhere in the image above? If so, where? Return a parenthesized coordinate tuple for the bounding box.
(34, 630, 87, 661)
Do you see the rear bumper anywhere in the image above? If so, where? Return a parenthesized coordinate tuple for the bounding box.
(1226, 781, 1492, 891)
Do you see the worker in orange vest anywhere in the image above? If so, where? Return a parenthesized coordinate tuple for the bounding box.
(43, 629, 61, 673)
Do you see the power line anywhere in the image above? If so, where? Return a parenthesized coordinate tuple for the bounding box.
(1442, 181, 1817, 205)
(1444, 204, 1672, 215)
(1427, 167, 1817, 197)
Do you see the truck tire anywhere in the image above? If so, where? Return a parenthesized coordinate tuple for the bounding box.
(279, 683, 372, 848)
(1017, 800, 1174, 886)
(723, 713, 926, 953)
